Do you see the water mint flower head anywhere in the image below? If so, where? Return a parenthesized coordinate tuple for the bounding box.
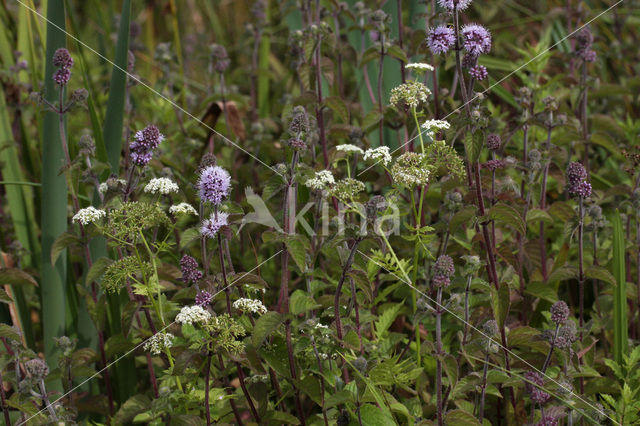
(469, 64, 488, 80)
(180, 255, 203, 284)
(524, 371, 550, 404)
(25, 358, 49, 380)
(53, 48, 74, 69)
(437, 0, 472, 10)
(433, 255, 455, 287)
(201, 212, 229, 239)
(427, 26, 455, 55)
(462, 24, 492, 56)
(130, 125, 164, 167)
(195, 290, 213, 307)
(198, 165, 231, 205)
(486, 133, 501, 150)
(53, 68, 71, 86)
(566, 161, 587, 185)
(550, 300, 570, 325)
(536, 416, 559, 426)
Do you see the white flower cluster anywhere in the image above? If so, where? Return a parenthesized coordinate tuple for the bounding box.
(406, 62, 435, 72)
(98, 179, 127, 194)
(144, 178, 179, 195)
(391, 153, 431, 188)
(336, 144, 364, 155)
(389, 81, 431, 109)
(363, 146, 392, 166)
(422, 119, 451, 139)
(72, 207, 106, 225)
(305, 170, 335, 191)
(314, 322, 328, 329)
(143, 332, 174, 355)
(169, 202, 198, 216)
(175, 305, 211, 325)
(233, 298, 268, 315)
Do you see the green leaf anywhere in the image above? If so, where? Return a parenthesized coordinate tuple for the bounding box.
(285, 235, 310, 272)
(252, 311, 283, 347)
(386, 45, 408, 63)
(86, 257, 114, 286)
(0, 268, 38, 287)
(375, 303, 403, 337)
(490, 282, 510, 329)
(526, 209, 553, 225)
(547, 265, 578, 283)
(50, 231, 81, 266)
(450, 205, 478, 233)
(266, 411, 300, 425)
(113, 394, 152, 424)
(0, 323, 21, 341)
(524, 282, 557, 303)
(362, 109, 383, 133)
(325, 96, 349, 123)
(0, 288, 12, 304)
(359, 404, 396, 426)
(289, 290, 320, 315)
(464, 131, 483, 163)
(585, 265, 616, 287)
(489, 203, 525, 235)
(446, 409, 482, 425)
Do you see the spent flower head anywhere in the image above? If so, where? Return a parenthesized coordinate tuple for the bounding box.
(550, 300, 570, 325)
(389, 81, 431, 109)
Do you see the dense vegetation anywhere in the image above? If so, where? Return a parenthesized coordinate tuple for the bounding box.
(1, 0, 639, 424)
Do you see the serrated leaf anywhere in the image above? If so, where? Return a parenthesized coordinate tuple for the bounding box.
(547, 265, 578, 283)
(526, 209, 553, 225)
(50, 231, 81, 266)
(0, 268, 38, 287)
(325, 96, 349, 123)
(450, 205, 478, 232)
(525, 281, 557, 303)
(464, 131, 483, 163)
(585, 265, 616, 286)
(359, 404, 396, 426)
(375, 303, 402, 336)
(0, 323, 20, 341)
(386, 45, 408, 63)
(113, 394, 152, 424)
(490, 282, 510, 329)
(286, 235, 309, 272)
(252, 311, 283, 347)
(86, 257, 113, 286)
(290, 290, 320, 315)
(446, 409, 482, 425)
(489, 203, 525, 235)
(362, 109, 383, 132)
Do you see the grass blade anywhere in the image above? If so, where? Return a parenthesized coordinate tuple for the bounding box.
(611, 210, 627, 365)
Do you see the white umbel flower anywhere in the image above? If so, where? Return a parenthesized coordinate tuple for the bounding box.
(233, 298, 268, 315)
(72, 207, 106, 225)
(175, 305, 211, 325)
(336, 144, 364, 155)
(422, 119, 450, 131)
(98, 179, 127, 194)
(143, 332, 174, 355)
(144, 177, 179, 195)
(305, 170, 335, 191)
(169, 202, 198, 216)
(363, 146, 392, 166)
(389, 81, 431, 109)
(406, 62, 435, 72)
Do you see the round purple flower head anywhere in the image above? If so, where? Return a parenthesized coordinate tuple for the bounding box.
(524, 371, 550, 405)
(536, 416, 559, 426)
(433, 255, 455, 287)
(469, 65, 488, 81)
(566, 162, 587, 185)
(550, 300, 569, 325)
(427, 26, 456, 55)
(53, 48, 74, 69)
(130, 125, 164, 167)
(486, 134, 501, 151)
(53, 68, 71, 86)
(437, 0, 472, 10)
(462, 24, 492, 56)
(481, 159, 506, 171)
(195, 290, 213, 307)
(198, 165, 231, 205)
(201, 212, 229, 239)
(180, 255, 203, 284)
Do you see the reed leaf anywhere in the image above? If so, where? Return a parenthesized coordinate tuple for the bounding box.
(611, 210, 627, 365)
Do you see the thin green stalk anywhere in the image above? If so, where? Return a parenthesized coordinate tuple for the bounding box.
(612, 210, 627, 365)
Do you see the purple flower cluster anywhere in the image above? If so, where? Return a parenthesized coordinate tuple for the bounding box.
(550, 300, 569, 325)
(427, 26, 455, 55)
(486, 134, 501, 150)
(524, 371, 550, 404)
(198, 165, 231, 205)
(566, 161, 591, 198)
(201, 212, 229, 239)
(180, 255, 203, 284)
(536, 416, 559, 426)
(462, 24, 492, 56)
(469, 64, 487, 80)
(433, 255, 455, 287)
(575, 28, 597, 62)
(195, 290, 213, 307)
(437, 0, 472, 11)
(481, 159, 506, 171)
(130, 125, 164, 167)
(52, 48, 73, 86)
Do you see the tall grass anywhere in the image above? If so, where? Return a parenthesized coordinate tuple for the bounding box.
(612, 210, 628, 365)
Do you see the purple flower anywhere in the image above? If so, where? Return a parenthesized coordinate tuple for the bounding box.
(130, 125, 164, 167)
(53, 68, 71, 86)
(198, 166, 231, 205)
(462, 24, 492, 56)
(481, 159, 506, 171)
(427, 26, 456, 55)
(550, 300, 569, 325)
(201, 212, 229, 239)
(524, 371, 550, 404)
(52, 48, 74, 69)
(195, 290, 213, 307)
(536, 416, 559, 426)
(486, 134, 501, 150)
(437, 0, 472, 10)
(180, 255, 203, 284)
(469, 64, 488, 80)
(433, 255, 455, 287)
(566, 162, 587, 185)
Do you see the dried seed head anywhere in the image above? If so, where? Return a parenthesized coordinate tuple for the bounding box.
(550, 300, 570, 325)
